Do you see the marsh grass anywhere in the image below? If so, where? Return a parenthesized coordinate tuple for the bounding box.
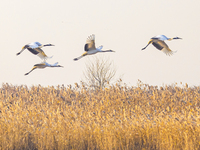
(0, 82, 199, 150)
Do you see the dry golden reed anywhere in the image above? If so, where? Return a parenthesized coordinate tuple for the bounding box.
(0, 81, 199, 150)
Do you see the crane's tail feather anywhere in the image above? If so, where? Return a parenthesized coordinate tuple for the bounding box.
(162, 48, 176, 56)
(47, 55, 53, 59)
(37, 53, 53, 61)
(44, 55, 53, 61)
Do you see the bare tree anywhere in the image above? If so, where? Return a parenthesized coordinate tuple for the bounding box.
(83, 56, 116, 90)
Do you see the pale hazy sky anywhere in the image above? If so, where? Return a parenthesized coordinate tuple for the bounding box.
(1, 0, 200, 87)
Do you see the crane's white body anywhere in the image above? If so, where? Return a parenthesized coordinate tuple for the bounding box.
(152, 35, 169, 41)
(86, 45, 104, 55)
(28, 42, 43, 48)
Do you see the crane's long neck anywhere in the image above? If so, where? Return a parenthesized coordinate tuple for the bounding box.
(100, 50, 114, 52)
(167, 38, 173, 41)
(51, 65, 63, 67)
(168, 37, 182, 41)
(38, 44, 54, 48)
(43, 44, 52, 46)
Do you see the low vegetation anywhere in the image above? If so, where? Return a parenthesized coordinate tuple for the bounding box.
(0, 81, 199, 150)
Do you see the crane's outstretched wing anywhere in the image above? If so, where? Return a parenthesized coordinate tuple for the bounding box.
(85, 34, 96, 51)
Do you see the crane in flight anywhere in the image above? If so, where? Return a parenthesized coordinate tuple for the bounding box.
(142, 35, 182, 56)
(25, 62, 63, 75)
(74, 34, 115, 61)
(17, 42, 54, 60)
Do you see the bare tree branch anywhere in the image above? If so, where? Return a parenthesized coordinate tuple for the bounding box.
(83, 56, 116, 90)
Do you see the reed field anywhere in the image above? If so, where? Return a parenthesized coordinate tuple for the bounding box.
(0, 81, 199, 150)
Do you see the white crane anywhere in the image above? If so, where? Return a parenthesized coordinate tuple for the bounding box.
(142, 35, 182, 56)
(74, 34, 115, 61)
(17, 42, 54, 60)
(25, 62, 63, 75)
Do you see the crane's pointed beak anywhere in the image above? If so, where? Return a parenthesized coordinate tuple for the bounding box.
(174, 37, 182, 40)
